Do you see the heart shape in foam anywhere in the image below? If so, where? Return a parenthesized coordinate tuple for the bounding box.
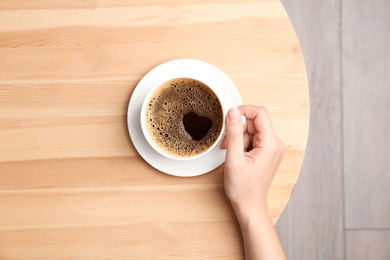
(182, 112, 212, 141)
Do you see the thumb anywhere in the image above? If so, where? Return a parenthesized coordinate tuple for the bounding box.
(225, 107, 244, 161)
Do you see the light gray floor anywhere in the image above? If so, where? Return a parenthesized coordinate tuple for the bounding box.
(275, 0, 390, 259)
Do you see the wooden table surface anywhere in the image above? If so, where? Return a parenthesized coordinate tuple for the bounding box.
(0, 0, 309, 259)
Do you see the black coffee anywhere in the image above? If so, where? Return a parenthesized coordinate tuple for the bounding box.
(145, 78, 223, 158)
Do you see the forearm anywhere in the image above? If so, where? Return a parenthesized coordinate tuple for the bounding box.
(235, 207, 286, 260)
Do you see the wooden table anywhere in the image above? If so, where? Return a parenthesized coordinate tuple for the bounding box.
(0, 1, 309, 258)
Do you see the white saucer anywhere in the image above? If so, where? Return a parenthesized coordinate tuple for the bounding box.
(127, 59, 242, 177)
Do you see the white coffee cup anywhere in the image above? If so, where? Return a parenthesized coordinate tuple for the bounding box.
(140, 77, 226, 160)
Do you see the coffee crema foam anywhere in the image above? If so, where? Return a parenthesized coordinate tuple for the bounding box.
(145, 78, 223, 158)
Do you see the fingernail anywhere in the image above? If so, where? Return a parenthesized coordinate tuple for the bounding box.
(228, 107, 241, 123)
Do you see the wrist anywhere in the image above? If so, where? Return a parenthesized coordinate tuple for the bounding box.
(232, 202, 272, 225)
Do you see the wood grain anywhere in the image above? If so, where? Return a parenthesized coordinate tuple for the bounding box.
(346, 230, 390, 260)
(276, 0, 345, 259)
(277, 1, 390, 259)
(343, 0, 390, 229)
(0, 1, 308, 258)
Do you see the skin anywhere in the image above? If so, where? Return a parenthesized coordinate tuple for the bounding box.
(220, 105, 287, 260)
